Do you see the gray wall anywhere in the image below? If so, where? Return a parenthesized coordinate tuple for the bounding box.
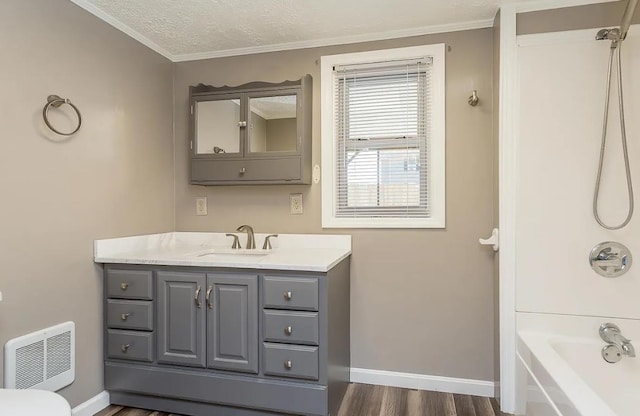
(517, 1, 640, 35)
(174, 29, 497, 382)
(0, 0, 174, 406)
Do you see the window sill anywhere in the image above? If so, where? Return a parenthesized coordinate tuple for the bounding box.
(321, 217, 445, 229)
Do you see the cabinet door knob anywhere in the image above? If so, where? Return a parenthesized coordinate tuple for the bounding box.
(206, 285, 213, 309)
(284, 326, 292, 336)
(284, 360, 292, 370)
(238, 121, 247, 127)
(283, 291, 292, 301)
(120, 313, 130, 321)
(239, 167, 246, 175)
(121, 344, 130, 353)
(195, 285, 202, 308)
(120, 282, 129, 290)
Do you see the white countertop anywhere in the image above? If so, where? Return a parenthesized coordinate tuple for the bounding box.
(94, 232, 351, 272)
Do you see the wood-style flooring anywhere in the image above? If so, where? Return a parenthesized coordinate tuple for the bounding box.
(95, 383, 511, 416)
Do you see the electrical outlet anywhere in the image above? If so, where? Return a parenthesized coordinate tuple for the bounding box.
(290, 193, 303, 215)
(196, 197, 208, 216)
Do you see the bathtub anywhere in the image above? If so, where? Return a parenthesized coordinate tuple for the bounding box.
(516, 313, 640, 416)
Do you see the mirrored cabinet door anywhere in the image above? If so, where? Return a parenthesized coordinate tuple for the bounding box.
(248, 94, 298, 154)
(195, 97, 242, 156)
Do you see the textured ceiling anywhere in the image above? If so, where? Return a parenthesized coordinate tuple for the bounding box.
(69, 0, 605, 61)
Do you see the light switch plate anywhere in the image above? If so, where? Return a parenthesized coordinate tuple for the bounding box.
(290, 193, 303, 215)
(196, 197, 207, 216)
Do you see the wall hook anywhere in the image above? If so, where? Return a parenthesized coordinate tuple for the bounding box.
(468, 90, 479, 106)
(479, 228, 499, 251)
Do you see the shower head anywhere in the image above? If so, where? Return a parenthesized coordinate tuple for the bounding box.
(596, 0, 638, 47)
(595, 28, 621, 47)
(596, 29, 612, 40)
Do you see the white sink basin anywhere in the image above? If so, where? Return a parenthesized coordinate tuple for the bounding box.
(188, 248, 270, 257)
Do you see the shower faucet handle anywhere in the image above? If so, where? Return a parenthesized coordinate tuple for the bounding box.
(589, 242, 632, 278)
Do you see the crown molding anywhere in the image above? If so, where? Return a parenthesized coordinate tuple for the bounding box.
(68, 0, 174, 60)
(171, 19, 494, 62)
(68, 0, 620, 63)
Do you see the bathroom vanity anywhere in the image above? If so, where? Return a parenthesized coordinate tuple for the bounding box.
(94, 232, 351, 416)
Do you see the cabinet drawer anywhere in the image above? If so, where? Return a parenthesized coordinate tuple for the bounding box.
(263, 276, 318, 311)
(107, 269, 153, 300)
(107, 330, 153, 362)
(263, 310, 318, 345)
(192, 158, 302, 183)
(263, 343, 318, 380)
(107, 300, 153, 331)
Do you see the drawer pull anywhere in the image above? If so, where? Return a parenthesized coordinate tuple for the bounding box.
(120, 313, 131, 321)
(120, 282, 129, 290)
(206, 285, 213, 309)
(121, 344, 130, 353)
(195, 286, 202, 308)
(284, 326, 293, 336)
(284, 291, 292, 301)
(284, 360, 292, 370)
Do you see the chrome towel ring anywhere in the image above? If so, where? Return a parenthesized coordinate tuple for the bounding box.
(43, 94, 82, 136)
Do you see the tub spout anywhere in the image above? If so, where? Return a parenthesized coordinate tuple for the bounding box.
(622, 340, 636, 357)
(600, 323, 635, 358)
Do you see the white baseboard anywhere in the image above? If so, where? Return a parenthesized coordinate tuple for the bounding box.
(350, 368, 496, 398)
(72, 390, 110, 416)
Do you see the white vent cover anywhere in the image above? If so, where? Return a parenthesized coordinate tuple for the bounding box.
(4, 322, 75, 391)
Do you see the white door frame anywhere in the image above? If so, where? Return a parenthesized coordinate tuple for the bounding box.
(498, 4, 517, 413)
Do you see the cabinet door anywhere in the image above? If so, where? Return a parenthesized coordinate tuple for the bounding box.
(157, 271, 206, 367)
(247, 91, 300, 155)
(206, 274, 258, 373)
(192, 95, 244, 158)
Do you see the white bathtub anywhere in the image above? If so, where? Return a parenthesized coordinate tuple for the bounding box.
(516, 313, 640, 416)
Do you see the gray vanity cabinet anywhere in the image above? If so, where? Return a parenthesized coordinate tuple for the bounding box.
(103, 259, 351, 416)
(206, 274, 258, 373)
(156, 271, 206, 367)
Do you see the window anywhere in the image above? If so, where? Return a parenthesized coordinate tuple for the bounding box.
(321, 44, 445, 228)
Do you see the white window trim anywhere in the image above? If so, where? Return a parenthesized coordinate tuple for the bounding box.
(320, 44, 446, 229)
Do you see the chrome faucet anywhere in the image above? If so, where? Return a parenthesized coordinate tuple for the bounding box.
(236, 225, 256, 249)
(600, 323, 635, 363)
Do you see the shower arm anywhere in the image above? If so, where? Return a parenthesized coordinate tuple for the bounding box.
(620, 0, 639, 40)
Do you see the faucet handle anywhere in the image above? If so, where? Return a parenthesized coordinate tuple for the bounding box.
(226, 233, 241, 249)
(262, 234, 278, 250)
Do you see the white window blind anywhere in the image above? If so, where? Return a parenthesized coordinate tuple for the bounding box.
(333, 58, 432, 219)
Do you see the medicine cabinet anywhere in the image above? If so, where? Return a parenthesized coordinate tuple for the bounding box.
(189, 75, 312, 185)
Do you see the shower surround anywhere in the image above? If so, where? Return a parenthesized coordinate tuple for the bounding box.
(513, 25, 640, 415)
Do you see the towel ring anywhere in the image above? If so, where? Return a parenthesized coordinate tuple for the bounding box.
(43, 95, 82, 136)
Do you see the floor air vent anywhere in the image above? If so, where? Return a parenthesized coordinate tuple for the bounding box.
(4, 321, 75, 391)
